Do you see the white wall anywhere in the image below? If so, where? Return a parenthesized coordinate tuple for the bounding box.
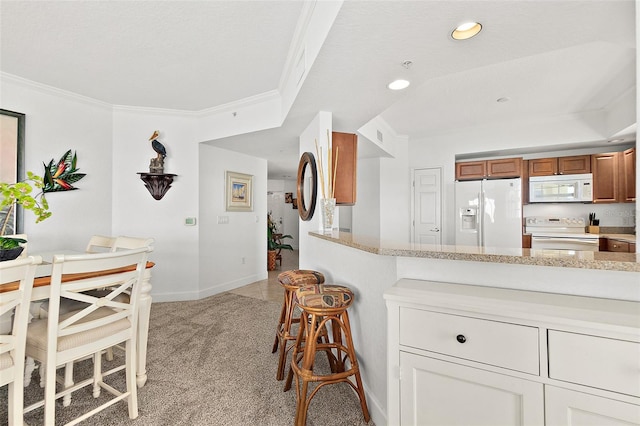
(352, 158, 381, 239)
(112, 108, 200, 301)
(1, 75, 113, 252)
(199, 145, 267, 298)
(298, 111, 332, 268)
(380, 136, 410, 243)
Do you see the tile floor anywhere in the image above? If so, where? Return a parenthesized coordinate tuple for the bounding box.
(228, 250, 299, 302)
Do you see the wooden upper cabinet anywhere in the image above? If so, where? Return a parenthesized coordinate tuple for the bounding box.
(529, 158, 557, 176)
(455, 158, 521, 180)
(591, 152, 620, 203)
(621, 147, 636, 203)
(455, 161, 486, 180)
(558, 155, 591, 175)
(331, 131, 357, 205)
(486, 157, 522, 178)
(529, 155, 590, 176)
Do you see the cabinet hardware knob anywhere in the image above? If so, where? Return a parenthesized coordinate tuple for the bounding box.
(456, 334, 466, 344)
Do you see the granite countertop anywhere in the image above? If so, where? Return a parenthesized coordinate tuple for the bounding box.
(599, 233, 636, 244)
(310, 231, 640, 272)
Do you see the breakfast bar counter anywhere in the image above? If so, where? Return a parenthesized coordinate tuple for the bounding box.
(301, 230, 639, 426)
(310, 231, 639, 272)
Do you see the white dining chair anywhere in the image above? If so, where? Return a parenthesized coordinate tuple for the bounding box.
(24, 247, 151, 425)
(0, 255, 41, 426)
(111, 236, 154, 252)
(38, 235, 155, 405)
(85, 235, 116, 253)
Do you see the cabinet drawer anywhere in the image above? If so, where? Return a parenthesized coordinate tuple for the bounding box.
(399, 308, 539, 375)
(548, 330, 640, 397)
(607, 239, 630, 252)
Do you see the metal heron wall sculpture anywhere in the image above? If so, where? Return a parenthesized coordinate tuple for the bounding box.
(139, 130, 176, 200)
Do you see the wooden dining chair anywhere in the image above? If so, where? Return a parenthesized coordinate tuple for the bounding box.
(0, 255, 41, 426)
(23, 247, 151, 425)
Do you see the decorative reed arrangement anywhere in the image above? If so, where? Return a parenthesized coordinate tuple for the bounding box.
(314, 129, 339, 200)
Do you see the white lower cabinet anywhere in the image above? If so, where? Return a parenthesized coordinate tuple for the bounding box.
(545, 386, 640, 426)
(384, 279, 640, 426)
(400, 352, 544, 426)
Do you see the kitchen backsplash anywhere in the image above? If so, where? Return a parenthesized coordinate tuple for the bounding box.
(523, 203, 636, 228)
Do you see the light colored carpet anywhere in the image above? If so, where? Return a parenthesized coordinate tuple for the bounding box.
(1, 292, 373, 425)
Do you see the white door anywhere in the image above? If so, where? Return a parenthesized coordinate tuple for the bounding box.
(400, 352, 544, 426)
(545, 386, 640, 426)
(412, 168, 442, 247)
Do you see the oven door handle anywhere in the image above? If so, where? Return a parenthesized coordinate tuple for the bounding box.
(532, 237, 598, 245)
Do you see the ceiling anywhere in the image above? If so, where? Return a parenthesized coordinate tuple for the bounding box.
(1, 1, 636, 179)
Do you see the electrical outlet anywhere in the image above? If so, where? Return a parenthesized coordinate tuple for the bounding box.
(241, 257, 245, 264)
(217, 216, 229, 224)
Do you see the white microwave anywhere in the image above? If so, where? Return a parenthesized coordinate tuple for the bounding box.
(529, 173, 593, 203)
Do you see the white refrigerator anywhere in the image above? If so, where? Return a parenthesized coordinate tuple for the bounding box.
(455, 178, 522, 249)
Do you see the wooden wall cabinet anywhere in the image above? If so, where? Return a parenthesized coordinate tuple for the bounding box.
(455, 157, 522, 180)
(592, 148, 636, 203)
(622, 147, 636, 203)
(592, 152, 620, 203)
(528, 155, 591, 177)
(331, 131, 357, 205)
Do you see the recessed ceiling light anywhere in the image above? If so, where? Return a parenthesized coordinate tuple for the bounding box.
(452, 22, 482, 40)
(607, 138, 624, 144)
(497, 97, 510, 103)
(387, 79, 410, 90)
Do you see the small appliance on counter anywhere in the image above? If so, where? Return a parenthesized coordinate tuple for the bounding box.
(525, 216, 599, 251)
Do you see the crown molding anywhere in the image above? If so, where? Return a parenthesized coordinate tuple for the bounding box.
(1, 72, 112, 109)
(196, 89, 281, 117)
(3, 71, 283, 120)
(112, 104, 199, 117)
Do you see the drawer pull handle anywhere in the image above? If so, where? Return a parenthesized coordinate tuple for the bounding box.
(456, 334, 466, 344)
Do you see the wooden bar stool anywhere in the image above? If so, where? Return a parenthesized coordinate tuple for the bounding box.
(287, 284, 370, 426)
(272, 269, 325, 381)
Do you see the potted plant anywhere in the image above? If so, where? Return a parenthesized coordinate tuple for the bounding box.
(267, 212, 293, 271)
(0, 171, 51, 261)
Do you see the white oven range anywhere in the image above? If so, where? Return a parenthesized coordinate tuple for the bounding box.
(525, 216, 599, 252)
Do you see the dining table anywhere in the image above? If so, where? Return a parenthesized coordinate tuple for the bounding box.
(0, 250, 155, 388)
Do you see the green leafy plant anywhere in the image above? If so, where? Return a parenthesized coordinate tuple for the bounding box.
(267, 212, 293, 252)
(43, 149, 86, 192)
(0, 171, 51, 239)
(0, 236, 26, 249)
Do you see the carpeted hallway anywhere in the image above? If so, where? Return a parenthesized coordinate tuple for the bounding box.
(2, 250, 374, 425)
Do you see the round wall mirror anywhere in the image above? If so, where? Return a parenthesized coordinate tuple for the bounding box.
(296, 151, 317, 221)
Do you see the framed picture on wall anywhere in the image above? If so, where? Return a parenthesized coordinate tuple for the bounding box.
(225, 171, 253, 212)
(285, 192, 293, 203)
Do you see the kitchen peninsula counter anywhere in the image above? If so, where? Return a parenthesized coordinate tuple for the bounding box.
(310, 231, 639, 272)
(303, 230, 639, 425)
